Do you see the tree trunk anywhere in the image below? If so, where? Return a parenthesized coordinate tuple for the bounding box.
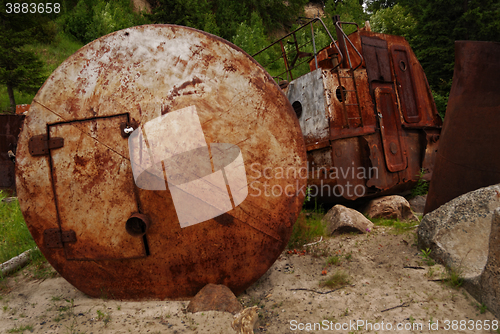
(6, 83, 16, 114)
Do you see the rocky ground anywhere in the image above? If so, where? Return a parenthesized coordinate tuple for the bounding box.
(0, 219, 498, 334)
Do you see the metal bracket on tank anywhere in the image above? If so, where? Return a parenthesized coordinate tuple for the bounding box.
(28, 134, 64, 156)
(43, 228, 77, 248)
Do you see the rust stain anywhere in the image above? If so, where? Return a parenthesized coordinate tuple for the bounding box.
(255, 18, 442, 203)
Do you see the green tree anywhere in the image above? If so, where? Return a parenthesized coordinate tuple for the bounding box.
(365, 0, 397, 13)
(370, 4, 416, 41)
(148, 0, 307, 41)
(0, 1, 49, 113)
(406, 0, 500, 95)
(60, 0, 150, 44)
(324, 0, 369, 35)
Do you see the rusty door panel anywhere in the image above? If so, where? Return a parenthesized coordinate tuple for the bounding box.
(49, 115, 146, 260)
(360, 36, 392, 84)
(374, 86, 407, 172)
(391, 46, 420, 123)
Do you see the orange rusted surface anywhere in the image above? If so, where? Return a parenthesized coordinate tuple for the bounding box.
(16, 25, 307, 299)
(256, 18, 442, 202)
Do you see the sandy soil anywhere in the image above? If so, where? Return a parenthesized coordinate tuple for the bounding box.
(0, 224, 497, 334)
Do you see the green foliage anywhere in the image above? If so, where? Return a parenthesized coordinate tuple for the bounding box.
(432, 90, 448, 120)
(325, 0, 369, 35)
(405, 0, 500, 96)
(232, 12, 270, 57)
(0, 2, 48, 112)
(7, 325, 34, 333)
(370, 217, 416, 234)
(320, 270, 351, 289)
(288, 211, 325, 249)
(442, 266, 464, 289)
(0, 192, 37, 266)
(419, 248, 435, 266)
(148, 0, 307, 41)
(410, 169, 429, 198)
(366, 0, 397, 13)
(0, 86, 33, 113)
(370, 4, 416, 40)
(59, 0, 150, 44)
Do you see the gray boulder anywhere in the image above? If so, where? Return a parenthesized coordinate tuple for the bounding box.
(418, 184, 500, 299)
(322, 204, 374, 235)
(479, 208, 500, 318)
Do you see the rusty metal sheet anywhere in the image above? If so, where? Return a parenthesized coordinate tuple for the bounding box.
(425, 41, 500, 214)
(374, 86, 407, 172)
(286, 68, 329, 145)
(0, 115, 25, 190)
(16, 25, 307, 299)
(361, 36, 393, 84)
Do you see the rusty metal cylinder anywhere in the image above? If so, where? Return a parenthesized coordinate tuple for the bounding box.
(16, 25, 307, 299)
(425, 41, 500, 214)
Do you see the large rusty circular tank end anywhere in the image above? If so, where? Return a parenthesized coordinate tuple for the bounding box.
(15, 25, 307, 300)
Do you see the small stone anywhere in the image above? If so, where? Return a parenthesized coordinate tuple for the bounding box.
(364, 195, 418, 221)
(409, 195, 427, 215)
(186, 284, 243, 315)
(322, 205, 374, 235)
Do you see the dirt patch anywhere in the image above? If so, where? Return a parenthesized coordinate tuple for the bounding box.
(0, 224, 497, 333)
(304, 3, 325, 19)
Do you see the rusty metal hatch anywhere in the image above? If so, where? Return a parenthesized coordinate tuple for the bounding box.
(391, 46, 420, 123)
(48, 114, 148, 260)
(374, 86, 407, 172)
(361, 36, 393, 85)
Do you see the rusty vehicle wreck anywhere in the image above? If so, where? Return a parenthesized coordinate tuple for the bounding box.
(253, 16, 442, 202)
(12, 18, 442, 300)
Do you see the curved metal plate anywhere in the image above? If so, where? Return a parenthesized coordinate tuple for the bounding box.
(16, 25, 307, 299)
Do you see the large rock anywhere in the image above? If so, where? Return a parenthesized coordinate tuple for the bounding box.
(418, 184, 500, 297)
(322, 205, 374, 235)
(479, 208, 500, 318)
(364, 195, 418, 221)
(187, 284, 243, 315)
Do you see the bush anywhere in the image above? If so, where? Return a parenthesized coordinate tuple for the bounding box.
(60, 0, 150, 45)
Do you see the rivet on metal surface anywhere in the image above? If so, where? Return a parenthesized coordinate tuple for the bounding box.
(125, 213, 151, 237)
(390, 142, 398, 155)
(28, 134, 64, 156)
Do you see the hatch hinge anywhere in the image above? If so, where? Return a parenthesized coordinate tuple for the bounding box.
(43, 228, 77, 248)
(29, 134, 64, 156)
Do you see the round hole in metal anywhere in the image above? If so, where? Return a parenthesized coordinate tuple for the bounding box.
(335, 86, 347, 102)
(126, 216, 148, 237)
(399, 60, 407, 71)
(292, 101, 303, 119)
